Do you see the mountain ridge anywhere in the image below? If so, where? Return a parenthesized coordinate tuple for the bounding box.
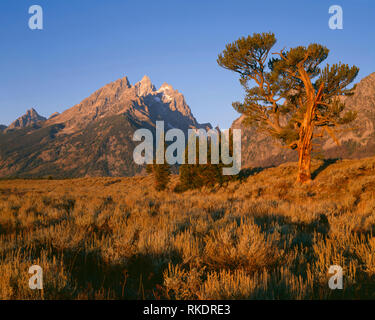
(0, 75, 211, 178)
(5, 108, 46, 132)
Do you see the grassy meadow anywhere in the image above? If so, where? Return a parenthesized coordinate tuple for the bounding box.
(0, 157, 375, 300)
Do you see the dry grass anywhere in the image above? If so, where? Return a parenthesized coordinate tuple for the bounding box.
(0, 157, 374, 299)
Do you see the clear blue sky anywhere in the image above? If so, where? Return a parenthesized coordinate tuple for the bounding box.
(1, 0, 374, 128)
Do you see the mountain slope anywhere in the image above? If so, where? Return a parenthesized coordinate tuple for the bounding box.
(0, 76, 211, 178)
(232, 72, 375, 168)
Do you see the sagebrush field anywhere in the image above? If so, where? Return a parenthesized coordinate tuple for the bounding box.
(1, 157, 375, 299)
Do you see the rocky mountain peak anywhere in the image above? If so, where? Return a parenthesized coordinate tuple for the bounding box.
(135, 75, 156, 97)
(6, 108, 46, 132)
(113, 76, 131, 90)
(101, 76, 132, 97)
(122, 76, 131, 88)
(140, 75, 151, 83)
(27, 108, 37, 115)
(42, 74, 211, 135)
(158, 82, 174, 92)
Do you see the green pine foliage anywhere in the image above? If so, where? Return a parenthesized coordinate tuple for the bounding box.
(178, 157, 224, 191)
(177, 132, 233, 191)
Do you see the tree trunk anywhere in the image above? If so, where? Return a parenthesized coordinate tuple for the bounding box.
(295, 82, 324, 184)
(297, 122, 314, 183)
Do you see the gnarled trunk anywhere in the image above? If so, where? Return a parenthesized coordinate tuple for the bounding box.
(297, 122, 314, 183)
(295, 69, 324, 184)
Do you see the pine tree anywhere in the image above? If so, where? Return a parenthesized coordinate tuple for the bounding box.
(217, 32, 359, 184)
(147, 162, 171, 191)
(178, 131, 232, 191)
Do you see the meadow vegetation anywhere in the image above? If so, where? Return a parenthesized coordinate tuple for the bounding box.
(0, 157, 374, 299)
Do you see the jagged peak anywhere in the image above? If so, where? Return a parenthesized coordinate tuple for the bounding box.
(27, 107, 38, 115)
(24, 107, 44, 119)
(134, 75, 153, 88)
(27, 74, 211, 134)
(110, 76, 131, 90)
(140, 75, 151, 83)
(135, 75, 156, 96)
(6, 107, 46, 131)
(159, 82, 174, 91)
(120, 76, 131, 88)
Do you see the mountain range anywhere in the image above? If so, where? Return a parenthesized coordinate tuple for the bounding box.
(0, 76, 211, 178)
(1, 73, 374, 178)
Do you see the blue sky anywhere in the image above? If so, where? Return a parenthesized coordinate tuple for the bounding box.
(0, 0, 374, 128)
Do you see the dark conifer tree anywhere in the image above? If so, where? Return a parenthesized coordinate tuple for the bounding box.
(147, 149, 171, 191)
(178, 131, 233, 191)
